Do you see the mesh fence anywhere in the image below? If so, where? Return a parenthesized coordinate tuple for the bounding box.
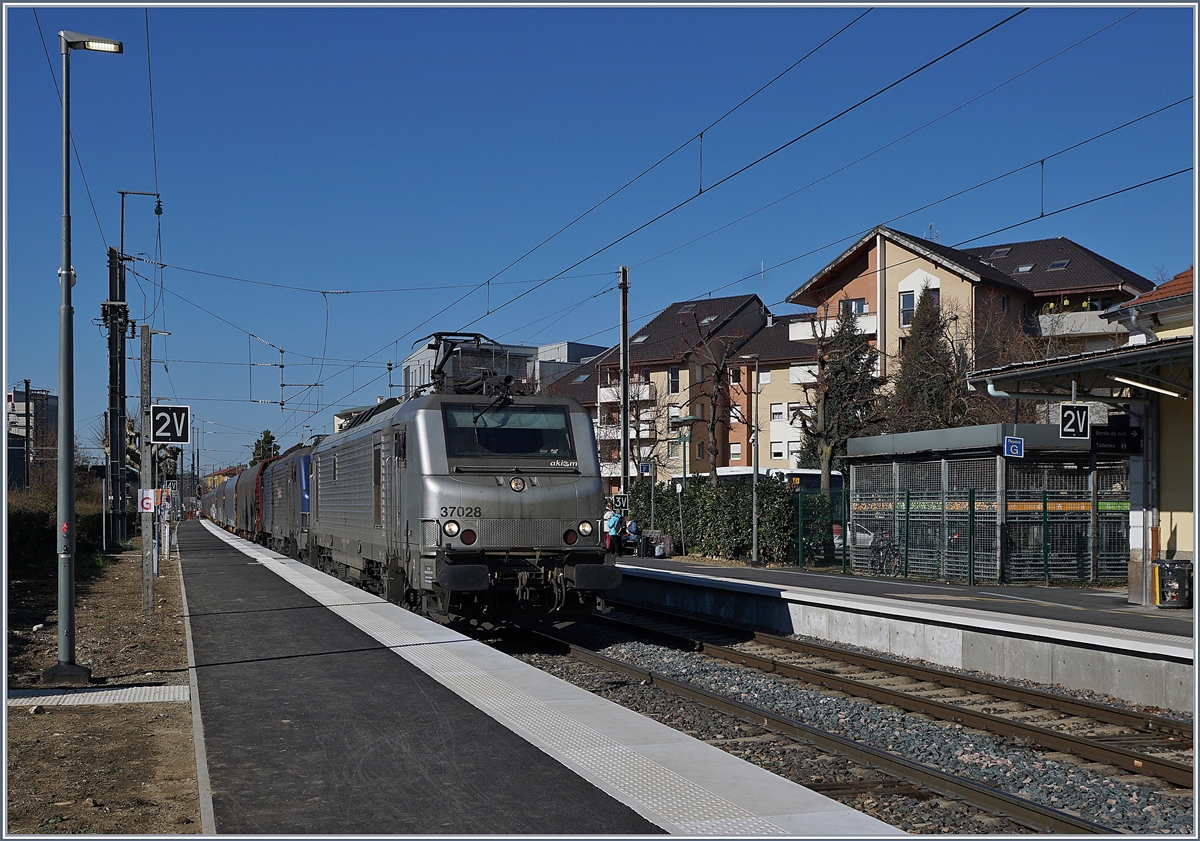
(1006, 459, 1129, 582)
(794, 489, 847, 567)
(850, 455, 1129, 584)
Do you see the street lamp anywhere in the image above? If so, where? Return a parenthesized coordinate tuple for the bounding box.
(670, 414, 699, 557)
(44, 30, 123, 686)
(671, 414, 699, 490)
(740, 354, 761, 566)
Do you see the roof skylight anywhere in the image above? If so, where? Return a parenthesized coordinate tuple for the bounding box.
(1047, 259, 1070, 270)
(1014, 264, 1034, 273)
(989, 247, 1012, 258)
(632, 335, 649, 343)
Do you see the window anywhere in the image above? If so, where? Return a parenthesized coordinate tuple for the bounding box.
(1047, 259, 1070, 270)
(1014, 264, 1034, 273)
(668, 367, 680, 394)
(700, 315, 717, 326)
(572, 374, 589, 384)
(679, 303, 696, 313)
(759, 370, 771, 385)
(1001, 294, 1010, 314)
(897, 336, 908, 356)
(696, 441, 706, 461)
(787, 441, 801, 461)
(840, 298, 868, 316)
(632, 335, 649, 343)
(694, 365, 704, 383)
(900, 291, 916, 326)
(442, 404, 575, 459)
(730, 367, 741, 385)
(787, 402, 800, 421)
(730, 442, 742, 461)
(669, 404, 681, 422)
(696, 403, 705, 420)
(988, 247, 1012, 258)
(770, 441, 785, 460)
(770, 403, 784, 421)
(667, 440, 679, 459)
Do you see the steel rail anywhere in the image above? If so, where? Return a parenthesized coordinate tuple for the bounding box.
(596, 610, 1192, 787)
(606, 600, 1193, 738)
(543, 633, 1117, 834)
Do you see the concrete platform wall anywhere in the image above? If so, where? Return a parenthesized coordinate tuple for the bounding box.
(614, 569, 1193, 711)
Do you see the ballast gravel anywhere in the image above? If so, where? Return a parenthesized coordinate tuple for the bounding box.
(599, 640, 1194, 835)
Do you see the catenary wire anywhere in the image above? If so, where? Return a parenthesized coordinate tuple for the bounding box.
(451, 9, 1030, 337)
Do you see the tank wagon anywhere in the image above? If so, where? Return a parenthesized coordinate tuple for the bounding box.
(200, 334, 620, 628)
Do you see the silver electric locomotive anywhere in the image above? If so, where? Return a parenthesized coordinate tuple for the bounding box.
(305, 334, 620, 627)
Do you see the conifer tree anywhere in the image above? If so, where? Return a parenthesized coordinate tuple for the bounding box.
(888, 286, 967, 431)
(249, 430, 280, 466)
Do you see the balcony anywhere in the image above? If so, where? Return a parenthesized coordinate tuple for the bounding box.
(790, 313, 877, 342)
(598, 382, 656, 404)
(596, 423, 658, 441)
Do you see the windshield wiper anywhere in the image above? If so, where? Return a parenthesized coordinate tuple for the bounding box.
(473, 394, 513, 425)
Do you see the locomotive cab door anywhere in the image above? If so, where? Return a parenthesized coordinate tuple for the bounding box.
(384, 425, 407, 602)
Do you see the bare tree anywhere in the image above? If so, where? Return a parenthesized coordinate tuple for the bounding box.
(793, 300, 884, 492)
(676, 314, 749, 487)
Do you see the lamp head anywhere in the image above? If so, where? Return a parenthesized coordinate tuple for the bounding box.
(60, 31, 124, 54)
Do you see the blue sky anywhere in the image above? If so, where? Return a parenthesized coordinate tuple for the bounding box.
(4, 5, 1195, 473)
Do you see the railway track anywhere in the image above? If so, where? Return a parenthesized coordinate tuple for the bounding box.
(597, 602, 1193, 788)
(530, 626, 1116, 834)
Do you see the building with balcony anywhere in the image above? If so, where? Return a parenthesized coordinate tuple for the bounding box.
(548, 294, 768, 493)
(729, 315, 817, 472)
(786, 226, 1154, 378)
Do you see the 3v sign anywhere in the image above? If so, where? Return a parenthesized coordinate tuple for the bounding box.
(151, 405, 191, 444)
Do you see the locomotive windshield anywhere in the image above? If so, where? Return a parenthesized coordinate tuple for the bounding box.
(443, 403, 576, 459)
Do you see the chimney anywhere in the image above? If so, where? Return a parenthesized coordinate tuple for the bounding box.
(766, 314, 775, 328)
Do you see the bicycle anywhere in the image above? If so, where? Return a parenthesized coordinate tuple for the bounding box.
(869, 535, 902, 577)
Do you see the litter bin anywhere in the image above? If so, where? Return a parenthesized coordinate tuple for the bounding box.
(1155, 561, 1193, 609)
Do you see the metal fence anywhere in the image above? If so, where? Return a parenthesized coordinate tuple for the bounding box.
(840, 456, 1129, 584)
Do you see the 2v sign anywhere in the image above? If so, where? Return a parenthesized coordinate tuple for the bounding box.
(151, 405, 191, 444)
(1059, 404, 1090, 440)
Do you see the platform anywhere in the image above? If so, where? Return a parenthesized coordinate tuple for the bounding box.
(615, 559, 1194, 712)
(180, 520, 898, 835)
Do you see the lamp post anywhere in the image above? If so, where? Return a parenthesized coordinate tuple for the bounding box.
(740, 354, 761, 566)
(672, 414, 699, 490)
(44, 30, 123, 686)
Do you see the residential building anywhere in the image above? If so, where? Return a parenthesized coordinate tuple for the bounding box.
(730, 315, 817, 472)
(6, 384, 58, 489)
(548, 294, 768, 493)
(786, 227, 1154, 377)
(960, 237, 1154, 351)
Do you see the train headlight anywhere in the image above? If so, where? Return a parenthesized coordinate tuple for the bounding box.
(442, 520, 461, 537)
(509, 476, 526, 493)
(578, 520, 593, 537)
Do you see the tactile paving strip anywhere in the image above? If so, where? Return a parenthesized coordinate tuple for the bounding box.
(8, 685, 189, 706)
(201, 521, 787, 835)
